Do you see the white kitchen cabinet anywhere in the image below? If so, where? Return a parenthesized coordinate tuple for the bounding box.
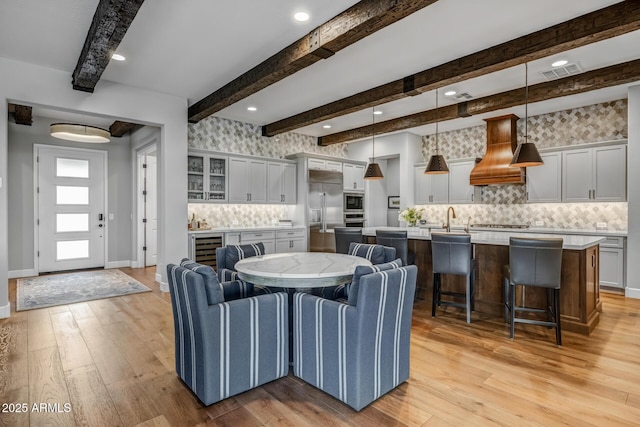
(267, 162, 297, 204)
(343, 163, 365, 191)
(276, 228, 306, 253)
(599, 237, 625, 289)
(308, 158, 342, 172)
(240, 230, 275, 254)
(563, 144, 626, 202)
(187, 153, 227, 202)
(527, 152, 562, 202)
(414, 165, 448, 204)
(448, 161, 476, 204)
(225, 232, 241, 245)
(228, 157, 267, 203)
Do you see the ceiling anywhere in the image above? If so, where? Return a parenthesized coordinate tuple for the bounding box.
(1, 0, 636, 139)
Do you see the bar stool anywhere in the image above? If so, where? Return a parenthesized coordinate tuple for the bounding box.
(504, 237, 563, 345)
(334, 227, 363, 254)
(431, 232, 475, 323)
(375, 230, 414, 266)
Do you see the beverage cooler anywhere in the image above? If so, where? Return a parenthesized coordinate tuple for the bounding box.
(188, 232, 224, 269)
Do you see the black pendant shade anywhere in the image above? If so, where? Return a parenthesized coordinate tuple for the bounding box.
(364, 162, 384, 180)
(425, 154, 450, 174)
(510, 142, 543, 167)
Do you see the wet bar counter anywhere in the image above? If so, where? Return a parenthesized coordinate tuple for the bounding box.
(363, 227, 606, 335)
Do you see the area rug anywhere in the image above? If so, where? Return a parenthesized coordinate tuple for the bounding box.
(16, 269, 152, 311)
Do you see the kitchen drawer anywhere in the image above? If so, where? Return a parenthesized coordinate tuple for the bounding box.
(241, 230, 276, 242)
(600, 237, 624, 248)
(276, 229, 305, 239)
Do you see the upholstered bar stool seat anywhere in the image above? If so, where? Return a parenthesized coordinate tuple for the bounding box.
(431, 232, 475, 323)
(504, 237, 563, 345)
(334, 227, 363, 254)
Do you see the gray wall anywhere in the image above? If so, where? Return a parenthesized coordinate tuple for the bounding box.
(8, 117, 133, 271)
(386, 157, 400, 226)
(627, 85, 640, 298)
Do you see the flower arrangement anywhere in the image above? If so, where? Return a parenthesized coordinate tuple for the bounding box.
(398, 207, 425, 227)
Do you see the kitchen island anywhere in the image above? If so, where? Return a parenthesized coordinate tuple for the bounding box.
(363, 227, 606, 335)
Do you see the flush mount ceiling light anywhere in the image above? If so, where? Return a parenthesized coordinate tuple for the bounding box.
(373, 110, 382, 115)
(111, 53, 126, 61)
(552, 59, 568, 67)
(294, 11, 310, 21)
(425, 90, 449, 174)
(510, 63, 543, 168)
(323, 124, 332, 129)
(444, 90, 456, 96)
(50, 123, 110, 143)
(247, 106, 257, 111)
(364, 106, 384, 180)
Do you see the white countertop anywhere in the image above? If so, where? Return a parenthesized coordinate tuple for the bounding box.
(189, 225, 305, 234)
(363, 227, 606, 250)
(234, 252, 371, 288)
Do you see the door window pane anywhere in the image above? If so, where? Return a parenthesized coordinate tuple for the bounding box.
(56, 186, 89, 205)
(56, 213, 89, 232)
(56, 158, 89, 178)
(56, 240, 89, 260)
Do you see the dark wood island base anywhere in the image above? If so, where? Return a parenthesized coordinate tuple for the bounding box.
(366, 236, 601, 335)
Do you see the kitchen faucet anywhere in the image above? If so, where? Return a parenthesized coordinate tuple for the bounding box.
(444, 206, 456, 232)
(464, 216, 472, 233)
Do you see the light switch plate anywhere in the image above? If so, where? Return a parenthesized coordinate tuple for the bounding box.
(232, 220, 239, 225)
(596, 222, 607, 229)
(109, 213, 114, 220)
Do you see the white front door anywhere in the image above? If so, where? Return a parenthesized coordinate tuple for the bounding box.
(37, 146, 106, 272)
(145, 153, 158, 267)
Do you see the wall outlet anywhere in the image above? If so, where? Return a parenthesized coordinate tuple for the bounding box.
(232, 220, 239, 226)
(534, 221, 544, 227)
(596, 222, 608, 229)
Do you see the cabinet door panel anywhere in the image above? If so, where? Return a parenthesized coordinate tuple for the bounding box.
(248, 160, 267, 203)
(282, 164, 297, 204)
(593, 145, 626, 201)
(353, 165, 365, 191)
(527, 152, 561, 202)
(228, 158, 249, 203)
(267, 163, 283, 203)
(448, 161, 475, 203)
(600, 247, 624, 288)
(414, 166, 430, 204)
(431, 173, 449, 204)
(562, 149, 591, 202)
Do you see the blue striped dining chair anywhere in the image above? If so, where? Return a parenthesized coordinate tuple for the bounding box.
(167, 264, 289, 406)
(293, 265, 417, 411)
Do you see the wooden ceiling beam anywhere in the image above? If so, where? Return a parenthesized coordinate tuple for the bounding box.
(9, 103, 33, 125)
(72, 0, 145, 93)
(266, 1, 640, 136)
(318, 59, 640, 145)
(188, 0, 439, 123)
(109, 120, 137, 137)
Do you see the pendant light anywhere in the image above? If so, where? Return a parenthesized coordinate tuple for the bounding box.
(425, 89, 449, 174)
(510, 63, 543, 167)
(50, 123, 110, 143)
(364, 107, 384, 180)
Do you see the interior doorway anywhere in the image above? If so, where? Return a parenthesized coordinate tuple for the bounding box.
(137, 144, 158, 268)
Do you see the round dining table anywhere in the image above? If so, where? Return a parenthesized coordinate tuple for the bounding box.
(234, 252, 372, 289)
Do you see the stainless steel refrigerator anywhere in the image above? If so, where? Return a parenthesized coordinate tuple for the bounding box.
(308, 169, 344, 252)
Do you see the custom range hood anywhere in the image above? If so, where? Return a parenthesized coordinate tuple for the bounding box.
(469, 114, 525, 186)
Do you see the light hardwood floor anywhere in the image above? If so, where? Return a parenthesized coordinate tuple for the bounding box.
(2, 267, 640, 426)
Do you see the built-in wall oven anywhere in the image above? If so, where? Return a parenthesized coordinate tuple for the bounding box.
(344, 213, 366, 228)
(344, 192, 364, 212)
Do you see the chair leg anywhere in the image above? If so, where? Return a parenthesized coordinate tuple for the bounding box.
(465, 275, 471, 324)
(470, 268, 476, 312)
(503, 275, 509, 324)
(555, 288, 562, 346)
(546, 288, 553, 329)
(509, 283, 516, 339)
(431, 273, 438, 317)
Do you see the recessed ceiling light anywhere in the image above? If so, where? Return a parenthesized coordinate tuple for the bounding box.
(294, 11, 310, 22)
(111, 53, 126, 61)
(373, 110, 382, 115)
(247, 106, 257, 112)
(444, 90, 456, 96)
(552, 60, 568, 67)
(323, 124, 331, 129)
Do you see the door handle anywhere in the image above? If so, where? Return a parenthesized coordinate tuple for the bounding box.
(98, 213, 104, 221)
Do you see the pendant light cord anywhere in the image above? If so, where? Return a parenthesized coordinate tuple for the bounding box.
(435, 91, 439, 153)
(372, 107, 376, 161)
(525, 63, 528, 142)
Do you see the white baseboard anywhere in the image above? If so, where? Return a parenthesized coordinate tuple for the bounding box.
(104, 260, 132, 269)
(159, 281, 169, 292)
(155, 272, 162, 283)
(625, 287, 640, 299)
(8, 269, 37, 279)
(0, 302, 10, 319)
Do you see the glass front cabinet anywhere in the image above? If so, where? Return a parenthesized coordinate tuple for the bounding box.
(188, 153, 228, 202)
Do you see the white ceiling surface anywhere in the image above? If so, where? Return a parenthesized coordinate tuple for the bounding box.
(1, 0, 636, 138)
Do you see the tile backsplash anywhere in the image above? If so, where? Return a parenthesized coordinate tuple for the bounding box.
(188, 115, 347, 225)
(417, 100, 628, 229)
